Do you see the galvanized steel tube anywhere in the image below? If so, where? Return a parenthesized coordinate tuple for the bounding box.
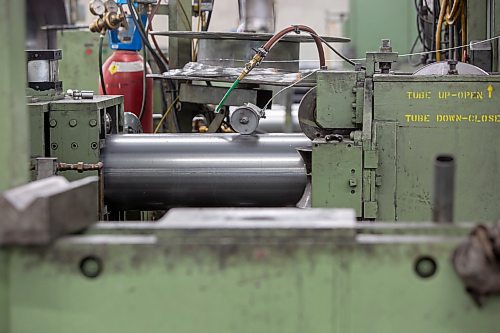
(103, 134, 310, 210)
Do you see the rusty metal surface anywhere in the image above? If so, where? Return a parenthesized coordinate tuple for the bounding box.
(57, 162, 103, 173)
(0, 176, 98, 245)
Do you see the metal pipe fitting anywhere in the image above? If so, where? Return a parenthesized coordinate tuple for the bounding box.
(432, 154, 455, 223)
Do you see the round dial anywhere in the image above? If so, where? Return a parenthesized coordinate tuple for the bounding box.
(104, 0, 119, 13)
(89, 0, 106, 16)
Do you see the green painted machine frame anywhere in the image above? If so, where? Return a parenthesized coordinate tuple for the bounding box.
(28, 96, 124, 181)
(0, 0, 28, 192)
(312, 52, 500, 222)
(0, 209, 499, 333)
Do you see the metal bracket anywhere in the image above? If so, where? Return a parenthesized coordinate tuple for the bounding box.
(363, 150, 379, 169)
(208, 107, 228, 133)
(0, 176, 98, 245)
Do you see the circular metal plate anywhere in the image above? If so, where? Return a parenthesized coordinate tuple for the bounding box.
(124, 112, 143, 134)
(89, 0, 106, 16)
(231, 106, 261, 134)
(150, 31, 350, 43)
(299, 88, 332, 140)
(413, 62, 488, 76)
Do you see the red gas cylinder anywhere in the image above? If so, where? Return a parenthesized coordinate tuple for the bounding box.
(100, 50, 153, 133)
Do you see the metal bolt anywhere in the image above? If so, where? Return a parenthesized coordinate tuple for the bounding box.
(71, 142, 79, 149)
(51, 143, 58, 150)
(239, 116, 249, 124)
(90, 142, 98, 150)
(379, 39, 393, 53)
(325, 134, 343, 142)
(447, 60, 458, 75)
(69, 119, 78, 127)
(89, 119, 98, 127)
(49, 119, 57, 127)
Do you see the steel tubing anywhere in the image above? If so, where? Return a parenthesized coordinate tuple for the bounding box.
(432, 154, 456, 223)
(103, 134, 311, 210)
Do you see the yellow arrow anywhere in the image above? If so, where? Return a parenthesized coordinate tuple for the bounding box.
(487, 84, 494, 98)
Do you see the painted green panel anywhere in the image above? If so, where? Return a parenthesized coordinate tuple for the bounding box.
(0, 252, 9, 333)
(46, 96, 123, 181)
(312, 142, 362, 215)
(28, 103, 49, 159)
(3, 229, 499, 332)
(58, 31, 110, 92)
(373, 121, 397, 221)
(396, 127, 499, 222)
(0, 0, 28, 191)
(467, 1, 488, 41)
(316, 71, 357, 129)
(373, 78, 499, 221)
(348, 243, 500, 332)
(345, 0, 417, 58)
(8, 244, 337, 333)
(49, 110, 100, 161)
(374, 79, 500, 126)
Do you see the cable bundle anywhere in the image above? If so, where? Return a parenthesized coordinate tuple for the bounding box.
(435, 0, 467, 61)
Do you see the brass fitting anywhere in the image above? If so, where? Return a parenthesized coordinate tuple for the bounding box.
(89, 12, 124, 33)
(105, 12, 125, 30)
(89, 18, 107, 33)
(237, 52, 266, 81)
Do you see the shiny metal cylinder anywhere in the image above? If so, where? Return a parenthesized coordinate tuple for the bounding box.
(27, 60, 59, 82)
(238, 0, 275, 33)
(257, 107, 301, 133)
(103, 134, 311, 210)
(432, 154, 455, 223)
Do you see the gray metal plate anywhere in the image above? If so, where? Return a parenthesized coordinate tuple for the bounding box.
(150, 31, 350, 43)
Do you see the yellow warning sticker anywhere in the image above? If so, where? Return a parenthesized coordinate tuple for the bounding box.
(109, 63, 119, 75)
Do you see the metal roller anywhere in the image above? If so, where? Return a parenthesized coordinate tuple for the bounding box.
(103, 134, 311, 210)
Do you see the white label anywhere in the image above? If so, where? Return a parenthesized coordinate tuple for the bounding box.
(109, 61, 144, 75)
